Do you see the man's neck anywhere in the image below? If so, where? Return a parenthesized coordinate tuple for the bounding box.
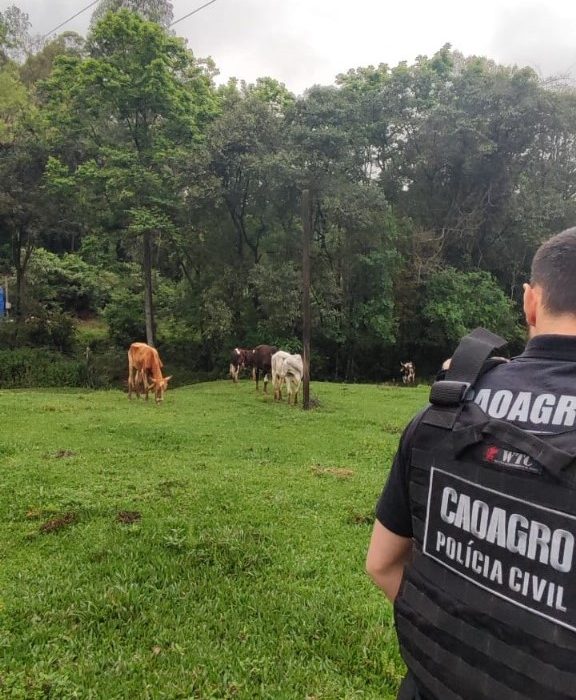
(532, 314, 576, 337)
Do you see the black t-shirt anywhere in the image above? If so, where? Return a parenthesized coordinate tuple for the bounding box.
(376, 335, 576, 538)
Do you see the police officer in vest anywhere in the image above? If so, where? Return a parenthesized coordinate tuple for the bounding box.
(366, 227, 576, 700)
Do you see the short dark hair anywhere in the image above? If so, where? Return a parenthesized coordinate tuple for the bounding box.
(531, 227, 576, 315)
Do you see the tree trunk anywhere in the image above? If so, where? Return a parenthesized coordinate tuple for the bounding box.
(15, 266, 23, 318)
(143, 230, 156, 347)
(12, 225, 33, 319)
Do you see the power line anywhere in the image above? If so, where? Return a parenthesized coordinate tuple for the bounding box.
(41, 0, 100, 40)
(169, 0, 219, 27)
(40, 0, 219, 42)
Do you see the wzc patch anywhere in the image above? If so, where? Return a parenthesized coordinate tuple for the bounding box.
(423, 468, 576, 631)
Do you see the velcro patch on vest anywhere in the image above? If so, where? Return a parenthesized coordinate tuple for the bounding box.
(423, 468, 576, 631)
(482, 444, 542, 475)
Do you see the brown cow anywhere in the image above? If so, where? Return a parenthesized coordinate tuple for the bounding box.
(252, 344, 277, 393)
(128, 342, 172, 403)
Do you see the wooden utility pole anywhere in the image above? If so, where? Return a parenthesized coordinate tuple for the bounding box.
(302, 189, 312, 410)
(143, 230, 156, 347)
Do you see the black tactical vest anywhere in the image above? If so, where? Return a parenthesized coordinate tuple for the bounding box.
(394, 329, 576, 700)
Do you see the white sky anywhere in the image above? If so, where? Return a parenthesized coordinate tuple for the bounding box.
(3, 0, 576, 94)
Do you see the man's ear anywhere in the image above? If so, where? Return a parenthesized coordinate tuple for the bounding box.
(523, 282, 538, 327)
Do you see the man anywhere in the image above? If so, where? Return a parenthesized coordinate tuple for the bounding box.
(366, 227, 576, 700)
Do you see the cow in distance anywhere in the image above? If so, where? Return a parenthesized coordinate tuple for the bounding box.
(271, 350, 291, 400)
(229, 347, 253, 383)
(278, 353, 304, 405)
(252, 344, 278, 393)
(400, 361, 416, 385)
(128, 342, 172, 404)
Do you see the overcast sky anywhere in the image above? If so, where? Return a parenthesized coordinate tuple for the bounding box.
(3, 0, 576, 94)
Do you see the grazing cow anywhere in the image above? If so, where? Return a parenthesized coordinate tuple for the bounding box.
(271, 350, 291, 400)
(229, 347, 253, 383)
(400, 361, 416, 385)
(278, 353, 304, 405)
(128, 342, 172, 403)
(252, 344, 278, 393)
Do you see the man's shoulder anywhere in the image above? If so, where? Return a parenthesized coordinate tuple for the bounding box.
(468, 355, 576, 433)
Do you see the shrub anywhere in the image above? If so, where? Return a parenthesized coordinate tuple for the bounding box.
(421, 267, 522, 349)
(86, 348, 126, 388)
(0, 312, 77, 354)
(26, 248, 117, 314)
(0, 348, 85, 388)
(103, 290, 146, 348)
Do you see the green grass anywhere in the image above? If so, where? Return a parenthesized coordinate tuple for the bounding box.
(0, 380, 429, 699)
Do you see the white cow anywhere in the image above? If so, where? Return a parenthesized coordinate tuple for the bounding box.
(279, 353, 304, 405)
(271, 350, 291, 400)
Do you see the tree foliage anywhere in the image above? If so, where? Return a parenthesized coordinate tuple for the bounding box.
(91, 0, 174, 28)
(1, 10, 576, 380)
(0, 4, 31, 62)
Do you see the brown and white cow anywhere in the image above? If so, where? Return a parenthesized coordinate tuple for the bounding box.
(400, 361, 416, 385)
(229, 347, 253, 383)
(128, 342, 172, 403)
(252, 344, 278, 393)
(278, 353, 304, 405)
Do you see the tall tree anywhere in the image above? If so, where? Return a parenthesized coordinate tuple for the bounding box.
(42, 10, 217, 345)
(0, 96, 53, 317)
(91, 0, 174, 28)
(0, 5, 33, 62)
(19, 32, 86, 86)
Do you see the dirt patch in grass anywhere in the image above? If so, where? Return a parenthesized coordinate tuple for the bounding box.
(346, 510, 374, 526)
(311, 465, 354, 479)
(53, 449, 77, 459)
(40, 512, 77, 533)
(25, 508, 44, 520)
(116, 510, 141, 525)
(380, 422, 403, 435)
(156, 479, 188, 497)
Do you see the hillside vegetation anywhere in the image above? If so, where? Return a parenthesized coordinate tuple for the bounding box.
(3, 5, 573, 382)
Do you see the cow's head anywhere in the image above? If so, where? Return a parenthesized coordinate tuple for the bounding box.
(149, 376, 172, 403)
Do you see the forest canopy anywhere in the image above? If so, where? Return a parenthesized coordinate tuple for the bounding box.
(1, 1, 575, 384)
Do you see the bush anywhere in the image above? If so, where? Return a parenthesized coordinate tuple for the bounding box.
(103, 290, 146, 348)
(86, 348, 126, 388)
(421, 267, 522, 349)
(0, 312, 77, 354)
(0, 348, 85, 388)
(0, 346, 129, 389)
(26, 248, 118, 315)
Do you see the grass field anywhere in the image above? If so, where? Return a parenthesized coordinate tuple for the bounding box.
(0, 380, 429, 699)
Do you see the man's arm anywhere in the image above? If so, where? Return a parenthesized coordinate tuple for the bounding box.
(366, 411, 426, 601)
(366, 520, 412, 601)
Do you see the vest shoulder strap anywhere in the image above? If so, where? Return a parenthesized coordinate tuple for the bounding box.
(426, 328, 508, 429)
